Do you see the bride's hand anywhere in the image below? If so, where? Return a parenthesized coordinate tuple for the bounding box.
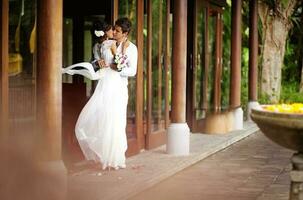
(98, 59, 108, 68)
(122, 39, 130, 54)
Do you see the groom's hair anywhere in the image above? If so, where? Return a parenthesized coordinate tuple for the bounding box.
(115, 17, 132, 34)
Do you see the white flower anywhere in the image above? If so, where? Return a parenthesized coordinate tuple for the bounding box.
(114, 54, 128, 72)
(94, 30, 104, 37)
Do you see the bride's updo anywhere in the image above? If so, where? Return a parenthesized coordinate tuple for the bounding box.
(92, 20, 113, 44)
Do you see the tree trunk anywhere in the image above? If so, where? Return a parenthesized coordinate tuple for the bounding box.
(259, 1, 297, 103)
(260, 15, 288, 103)
(300, 55, 303, 92)
(300, 13, 303, 93)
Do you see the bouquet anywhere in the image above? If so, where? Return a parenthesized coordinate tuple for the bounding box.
(114, 54, 128, 72)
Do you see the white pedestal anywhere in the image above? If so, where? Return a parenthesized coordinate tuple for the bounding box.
(166, 123, 190, 155)
(246, 101, 260, 121)
(233, 107, 243, 130)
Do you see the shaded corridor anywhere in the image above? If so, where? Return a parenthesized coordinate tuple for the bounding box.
(130, 132, 293, 200)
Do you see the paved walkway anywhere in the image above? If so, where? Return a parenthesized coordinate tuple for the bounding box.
(68, 122, 265, 200)
(130, 132, 293, 200)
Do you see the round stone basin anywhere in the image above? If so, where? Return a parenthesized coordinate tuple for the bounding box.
(251, 106, 303, 152)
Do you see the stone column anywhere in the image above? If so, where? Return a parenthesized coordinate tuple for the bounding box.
(230, 0, 243, 130)
(36, 0, 66, 199)
(167, 0, 190, 155)
(247, 0, 260, 120)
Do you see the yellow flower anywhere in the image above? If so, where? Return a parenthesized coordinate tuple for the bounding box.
(264, 103, 303, 114)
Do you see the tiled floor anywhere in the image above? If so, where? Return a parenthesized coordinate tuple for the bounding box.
(68, 122, 267, 200)
(130, 132, 293, 200)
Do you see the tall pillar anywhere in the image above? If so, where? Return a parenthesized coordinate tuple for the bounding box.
(111, 0, 118, 24)
(247, 0, 260, 120)
(230, 0, 243, 129)
(0, 0, 9, 142)
(136, 0, 144, 149)
(36, 0, 66, 199)
(167, 0, 190, 155)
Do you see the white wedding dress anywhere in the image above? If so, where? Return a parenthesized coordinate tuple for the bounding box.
(73, 40, 128, 169)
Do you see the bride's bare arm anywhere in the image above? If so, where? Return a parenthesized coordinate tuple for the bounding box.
(111, 42, 117, 56)
(122, 39, 130, 54)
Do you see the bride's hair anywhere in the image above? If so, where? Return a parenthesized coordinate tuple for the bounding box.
(102, 22, 112, 33)
(92, 20, 113, 43)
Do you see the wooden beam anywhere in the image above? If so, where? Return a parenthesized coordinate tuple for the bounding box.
(37, 0, 63, 161)
(146, 0, 153, 147)
(111, 0, 118, 24)
(171, 0, 187, 123)
(157, 2, 163, 127)
(165, 0, 171, 128)
(248, 0, 258, 101)
(0, 0, 9, 140)
(229, 0, 242, 108)
(136, 0, 144, 149)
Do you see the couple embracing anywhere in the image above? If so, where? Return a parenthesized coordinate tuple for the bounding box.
(75, 17, 138, 170)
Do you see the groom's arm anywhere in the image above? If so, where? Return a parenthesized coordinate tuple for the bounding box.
(119, 44, 138, 77)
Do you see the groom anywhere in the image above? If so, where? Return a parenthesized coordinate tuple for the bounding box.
(110, 17, 138, 80)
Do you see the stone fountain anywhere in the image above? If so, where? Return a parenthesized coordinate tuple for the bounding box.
(251, 106, 303, 200)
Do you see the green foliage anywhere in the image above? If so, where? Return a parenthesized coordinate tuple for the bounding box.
(221, 2, 232, 109)
(281, 1, 303, 104)
(283, 42, 300, 83)
(280, 82, 303, 103)
(118, 0, 137, 41)
(240, 2, 250, 115)
(241, 47, 249, 112)
(258, 93, 272, 104)
(281, 0, 290, 9)
(258, 0, 303, 105)
(220, 0, 302, 110)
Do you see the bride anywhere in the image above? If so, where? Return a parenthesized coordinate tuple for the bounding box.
(72, 18, 137, 170)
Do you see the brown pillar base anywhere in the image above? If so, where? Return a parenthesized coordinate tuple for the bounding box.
(37, 160, 67, 200)
(203, 111, 234, 134)
(290, 153, 303, 200)
(0, 146, 67, 200)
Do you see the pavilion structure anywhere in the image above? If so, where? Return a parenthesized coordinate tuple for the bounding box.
(0, 0, 259, 198)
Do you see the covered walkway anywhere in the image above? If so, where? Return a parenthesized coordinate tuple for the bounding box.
(66, 122, 291, 200)
(131, 131, 292, 200)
